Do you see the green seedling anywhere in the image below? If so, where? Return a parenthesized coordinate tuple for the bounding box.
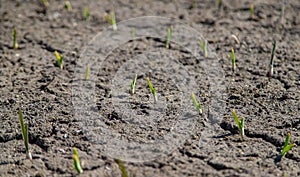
(85, 64, 90, 80)
(217, 0, 222, 10)
(54, 51, 63, 69)
(116, 159, 129, 177)
(146, 77, 157, 103)
(191, 0, 196, 9)
(199, 38, 208, 58)
(280, 132, 296, 157)
(268, 40, 276, 77)
(249, 4, 254, 18)
(131, 28, 136, 38)
(72, 147, 83, 174)
(130, 74, 137, 95)
(13, 27, 18, 49)
(19, 109, 32, 160)
(65, 1, 72, 11)
(41, 0, 49, 7)
(84, 7, 90, 21)
(232, 109, 245, 141)
(191, 93, 202, 114)
(231, 48, 236, 73)
(105, 11, 117, 31)
(165, 25, 173, 49)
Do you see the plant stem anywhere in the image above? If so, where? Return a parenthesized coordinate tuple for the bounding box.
(13, 27, 18, 49)
(231, 48, 236, 73)
(19, 109, 32, 160)
(146, 77, 157, 103)
(85, 64, 90, 80)
(165, 26, 173, 49)
(130, 74, 137, 95)
(268, 40, 276, 77)
(72, 147, 83, 174)
(191, 93, 202, 114)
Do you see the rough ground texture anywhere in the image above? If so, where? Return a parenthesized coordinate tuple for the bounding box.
(0, 0, 299, 176)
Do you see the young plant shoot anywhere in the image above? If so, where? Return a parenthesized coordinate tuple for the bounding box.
(165, 25, 173, 49)
(105, 11, 117, 31)
(65, 1, 72, 11)
(232, 109, 245, 141)
(54, 51, 63, 69)
(41, 0, 49, 7)
(280, 132, 296, 157)
(19, 109, 32, 160)
(249, 4, 254, 18)
(217, 0, 222, 10)
(191, 93, 202, 114)
(116, 159, 129, 177)
(199, 38, 208, 58)
(13, 27, 18, 49)
(280, 0, 286, 24)
(72, 147, 83, 174)
(84, 7, 90, 21)
(130, 74, 137, 95)
(146, 77, 157, 103)
(231, 48, 236, 73)
(85, 64, 90, 80)
(268, 40, 276, 77)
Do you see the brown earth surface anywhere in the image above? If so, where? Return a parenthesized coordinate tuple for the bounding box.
(0, 0, 299, 177)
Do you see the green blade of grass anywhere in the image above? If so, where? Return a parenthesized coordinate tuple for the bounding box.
(65, 1, 72, 11)
(105, 12, 117, 31)
(19, 109, 32, 159)
(72, 147, 83, 174)
(231, 48, 236, 73)
(191, 93, 202, 114)
(130, 74, 137, 95)
(54, 51, 63, 69)
(84, 7, 90, 21)
(231, 109, 240, 127)
(116, 159, 128, 177)
(281, 143, 296, 157)
(199, 39, 207, 58)
(165, 26, 173, 49)
(268, 40, 276, 77)
(283, 132, 291, 148)
(146, 77, 157, 103)
(85, 64, 90, 80)
(13, 27, 18, 49)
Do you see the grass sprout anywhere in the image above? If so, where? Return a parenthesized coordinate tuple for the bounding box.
(105, 11, 117, 31)
(54, 51, 63, 69)
(13, 27, 18, 49)
(130, 74, 137, 95)
(280, 132, 296, 157)
(268, 40, 276, 77)
(146, 77, 157, 103)
(84, 7, 90, 21)
(199, 38, 208, 58)
(41, 0, 49, 7)
(249, 4, 254, 18)
(165, 25, 173, 49)
(231, 48, 236, 73)
(116, 159, 129, 177)
(191, 93, 202, 114)
(217, 0, 222, 10)
(65, 1, 72, 11)
(131, 28, 136, 38)
(280, 0, 286, 24)
(85, 64, 90, 80)
(72, 147, 83, 174)
(232, 109, 245, 141)
(19, 109, 32, 160)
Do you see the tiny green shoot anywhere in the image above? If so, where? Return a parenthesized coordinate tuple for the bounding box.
(54, 51, 63, 69)
(165, 25, 173, 49)
(249, 4, 254, 18)
(130, 74, 137, 95)
(231, 48, 236, 73)
(41, 0, 49, 7)
(146, 77, 157, 103)
(65, 1, 72, 11)
(199, 38, 208, 58)
(116, 159, 129, 177)
(280, 132, 296, 157)
(217, 0, 222, 10)
(268, 40, 276, 77)
(232, 109, 245, 141)
(19, 109, 32, 160)
(84, 7, 90, 21)
(13, 27, 18, 49)
(105, 11, 117, 31)
(131, 28, 136, 38)
(191, 0, 196, 9)
(72, 147, 83, 174)
(85, 64, 90, 80)
(191, 93, 202, 114)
